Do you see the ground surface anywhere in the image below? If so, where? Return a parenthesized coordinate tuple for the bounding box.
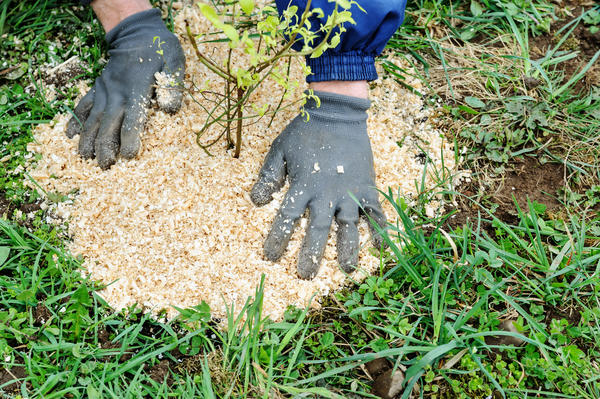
(1, 0, 600, 398)
(27, 6, 456, 320)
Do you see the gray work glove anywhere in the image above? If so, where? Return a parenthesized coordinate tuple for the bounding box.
(66, 9, 185, 169)
(251, 91, 387, 280)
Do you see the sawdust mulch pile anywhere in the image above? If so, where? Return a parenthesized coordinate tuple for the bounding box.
(27, 5, 460, 321)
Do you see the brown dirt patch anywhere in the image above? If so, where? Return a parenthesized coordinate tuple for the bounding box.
(149, 359, 174, 384)
(97, 327, 120, 350)
(32, 303, 52, 326)
(545, 304, 581, 326)
(0, 193, 43, 241)
(448, 157, 565, 229)
(492, 157, 564, 219)
(43, 57, 85, 88)
(0, 365, 27, 396)
(0, 191, 41, 223)
(0, 193, 16, 219)
(530, 4, 600, 92)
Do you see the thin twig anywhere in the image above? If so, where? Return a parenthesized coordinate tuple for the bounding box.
(234, 87, 244, 158)
(185, 20, 234, 81)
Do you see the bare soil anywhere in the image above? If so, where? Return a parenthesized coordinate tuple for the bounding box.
(149, 359, 174, 384)
(0, 193, 16, 219)
(0, 192, 41, 230)
(0, 365, 27, 396)
(448, 156, 565, 230)
(32, 302, 52, 326)
(492, 156, 564, 219)
(530, 3, 600, 91)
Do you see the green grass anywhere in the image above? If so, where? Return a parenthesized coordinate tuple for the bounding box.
(3, 192, 600, 397)
(0, 0, 103, 206)
(2, 0, 600, 398)
(386, 0, 600, 184)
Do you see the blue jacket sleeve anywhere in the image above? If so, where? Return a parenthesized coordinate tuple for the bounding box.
(275, 0, 407, 82)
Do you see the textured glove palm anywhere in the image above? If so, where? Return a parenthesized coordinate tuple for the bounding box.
(251, 91, 387, 280)
(66, 9, 185, 169)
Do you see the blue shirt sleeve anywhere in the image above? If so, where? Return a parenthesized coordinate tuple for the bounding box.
(275, 0, 407, 82)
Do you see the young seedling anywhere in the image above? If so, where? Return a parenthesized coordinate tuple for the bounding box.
(185, 0, 361, 157)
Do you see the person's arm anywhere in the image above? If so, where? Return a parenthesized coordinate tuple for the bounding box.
(275, 0, 407, 86)
(280, 0, 406, 98)
(67, 0, 186, 169)
(252, 0, 407, 279)
(90, 0, 152, 32)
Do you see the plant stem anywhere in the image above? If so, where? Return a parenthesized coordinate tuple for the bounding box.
(267, 56, 292, 129)
(226, 48, 233, 148)
(185, 20, 234, 81)
(234, 87, 244, 158)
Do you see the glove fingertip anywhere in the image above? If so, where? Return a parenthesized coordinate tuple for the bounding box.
(297, 233, 328, 281)
(251, 148, 285, 207)
(96, 143, 119, 170)
(369, 218, 388, 251)
(66, 117, 81, 139)
(264, 240, 284, 262)
(372, 231, 387, 251)
(78, 135, 96, 160)
(297, 264, 316, 280)
(297, 255, 320, 280)
(156, 84, 183, 114)
(250, 182, 275, 206)
(120, 137, 141, 160)
(97, 155, 117, 170)
(337, 227, 359, 274)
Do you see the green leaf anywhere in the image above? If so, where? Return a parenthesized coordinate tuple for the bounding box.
(0, 246, 9, 266)
(335, 0, 352, 9)
(16, 289, 35, 302)
(480, 114, 492, 125)
(72, 342, 84, 358)
(198, 4, 219, 25)
(329, 34, 341, 48)
(460, 27, 477, 41)
(240, 0, 254, 15)
(470, 0, 484, 16)
(320, 331, 334, 347)
(5, 63, 27, 80)
(465, 96, 486, 109)
(72, 285, 91, 307)
(458, 105, 479, 115)
(222, 24, 240, 45)
(503, 2, 519, 16)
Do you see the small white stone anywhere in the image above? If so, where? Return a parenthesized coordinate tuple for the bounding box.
(313, 162, 320, 172)
(337, 165, 344, 174)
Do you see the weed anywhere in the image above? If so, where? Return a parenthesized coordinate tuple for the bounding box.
(583, 6, 600, 34)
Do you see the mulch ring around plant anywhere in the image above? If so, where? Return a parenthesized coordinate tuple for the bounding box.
(25, 3, 462, 323)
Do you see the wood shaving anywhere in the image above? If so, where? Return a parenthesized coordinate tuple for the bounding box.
(154, 71, 179, 109)
(27, 5, 462, 321)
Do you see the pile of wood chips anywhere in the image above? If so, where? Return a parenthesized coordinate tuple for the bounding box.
(27, 4, 460, 321)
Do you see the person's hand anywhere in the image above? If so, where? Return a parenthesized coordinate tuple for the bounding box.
(66, 9, 185, 169)
(250, 91, 387, 280)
